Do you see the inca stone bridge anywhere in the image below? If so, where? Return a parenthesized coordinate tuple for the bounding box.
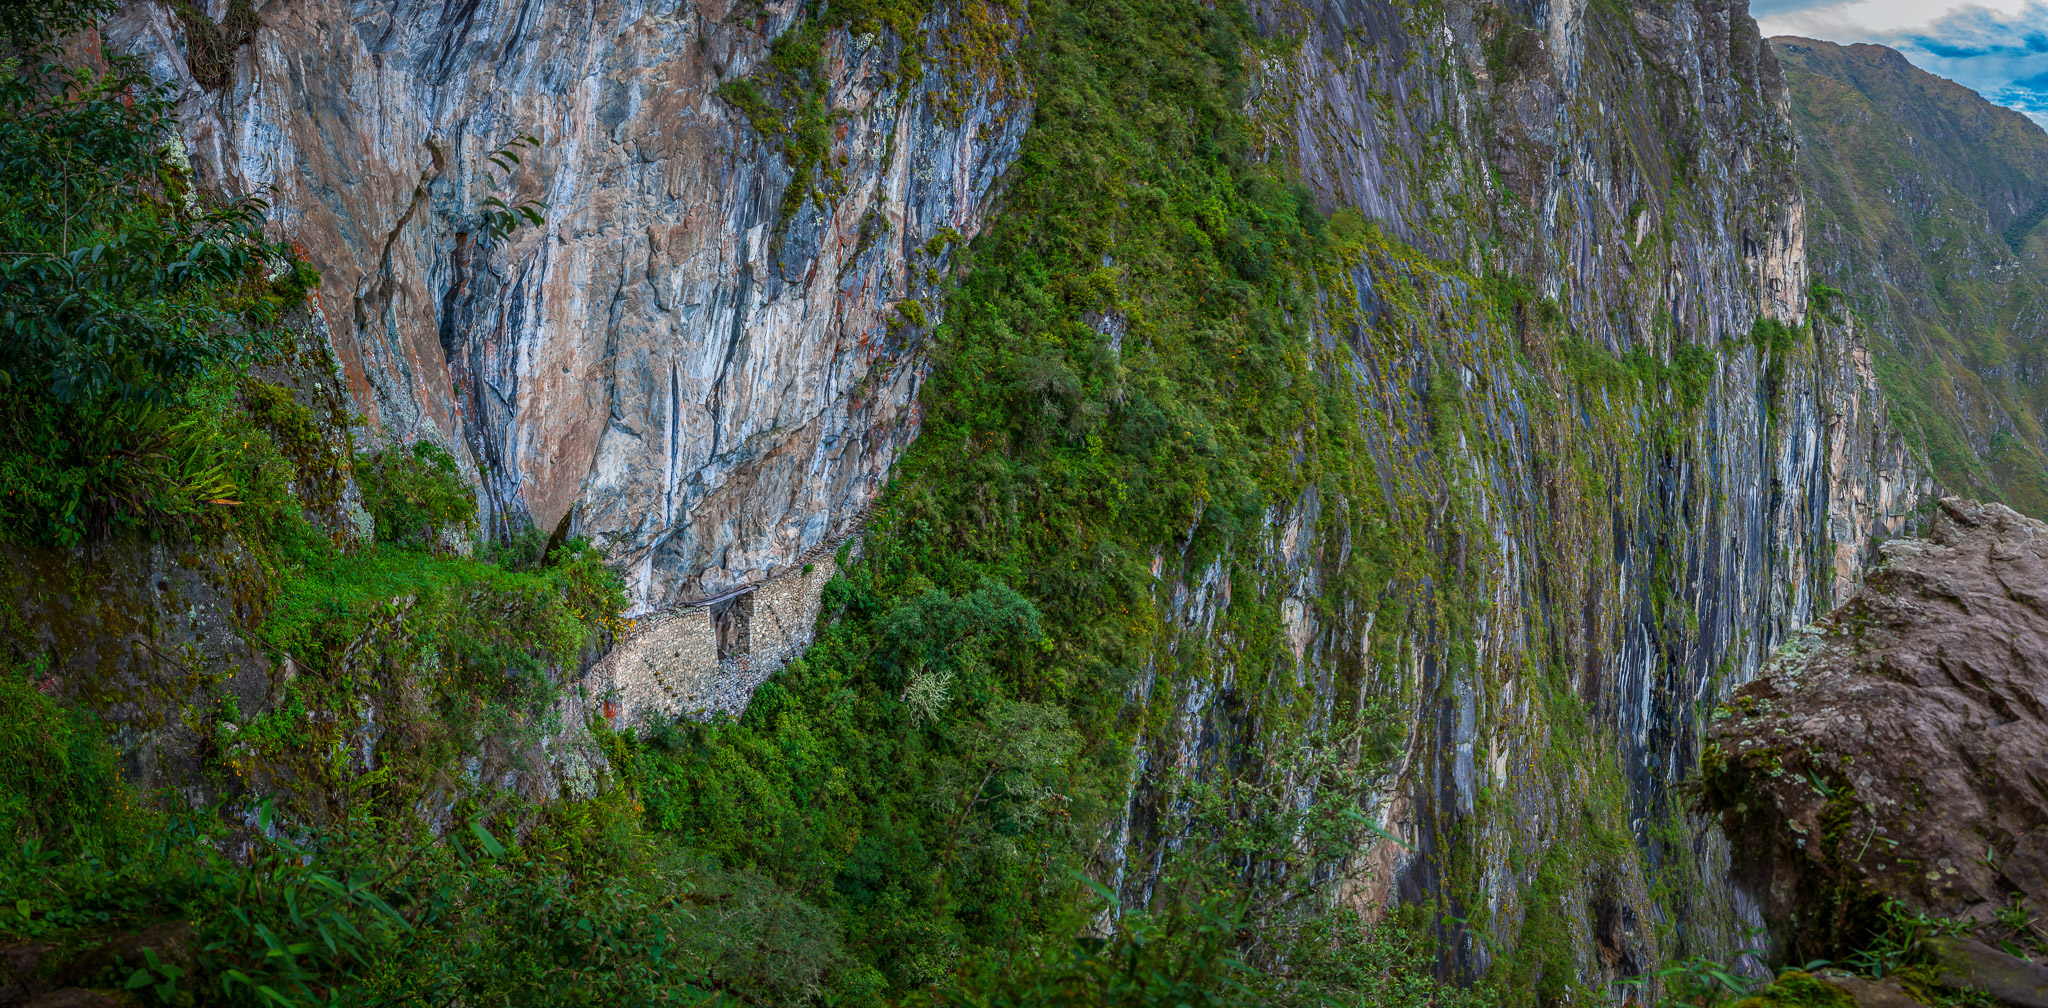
(588, 519, 865, 724)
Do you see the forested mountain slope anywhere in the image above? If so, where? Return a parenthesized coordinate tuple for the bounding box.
(0, 0, 1934, 1004)
(1773, 37, 2048, 513)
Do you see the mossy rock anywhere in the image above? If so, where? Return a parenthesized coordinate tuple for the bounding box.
(1734, 971, 1859, 1008)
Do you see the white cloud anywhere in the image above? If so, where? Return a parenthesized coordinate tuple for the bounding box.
(1757, 0, 2038, 37)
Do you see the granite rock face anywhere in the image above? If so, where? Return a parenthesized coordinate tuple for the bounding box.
(108, 0, 1028, 609)
(1704, 498, 2048, 958)
(91, 0, 1947, 987)
(1258, 0, 1811, 338)
(1090, 0, 1928, 985)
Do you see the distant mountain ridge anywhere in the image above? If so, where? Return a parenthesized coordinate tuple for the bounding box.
(1773, 36, 2048, 513)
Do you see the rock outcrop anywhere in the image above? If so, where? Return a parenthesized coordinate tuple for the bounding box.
(107, 0, 1028, 609)
(1704, 498, 2048, 959)
(1086, 0, 1932, 987)
(73, 0, 1946, 990)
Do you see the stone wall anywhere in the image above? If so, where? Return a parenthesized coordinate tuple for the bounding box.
(592, 539, 849, 724)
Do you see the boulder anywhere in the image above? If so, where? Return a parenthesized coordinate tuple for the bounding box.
(54, 921, 194, 990)
(0, 942, 58, 1003)
(1729, 970, 1931, 1008)
(1926, 936, 2048, 1008)
(1702, 498, 2048, 958)
(1821, 974, 1931, 1008)
(16, 991, 132, 1008)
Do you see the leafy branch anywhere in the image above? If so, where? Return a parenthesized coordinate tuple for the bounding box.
(477, 133, 547, 242)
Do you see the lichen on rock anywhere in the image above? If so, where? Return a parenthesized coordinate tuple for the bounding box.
(1704, 498, 2048, 960)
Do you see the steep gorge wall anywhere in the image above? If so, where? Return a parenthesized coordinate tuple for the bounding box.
(1088, 0, 1929, 987)
(88, 0, 1937, 992)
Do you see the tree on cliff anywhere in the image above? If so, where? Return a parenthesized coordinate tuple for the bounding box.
(0, 0, 301, 544)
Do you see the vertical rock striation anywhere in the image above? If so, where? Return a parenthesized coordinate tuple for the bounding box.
(108, 0, 1029, 608)
(1090, 0, 1930, 987)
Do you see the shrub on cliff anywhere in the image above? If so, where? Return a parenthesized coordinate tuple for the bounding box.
(0, 740, 725, 1006)
(354, 441, 479, 548)
(0, 28, 305, 545)
(0, 661, 133, 859)
(615, 0, 1429, 995)
(0, 540, 687, 1006)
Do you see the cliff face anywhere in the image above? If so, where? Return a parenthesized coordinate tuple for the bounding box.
(1772, 37, 2048, 515)
(1261, 0, 1812, 335)
(107, 0, 1027, 609)
(82, 0, 1937, 994)
(1095, 0, 1928, 985)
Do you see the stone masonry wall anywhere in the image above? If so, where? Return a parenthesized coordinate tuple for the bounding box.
(593, 540, 849, 724)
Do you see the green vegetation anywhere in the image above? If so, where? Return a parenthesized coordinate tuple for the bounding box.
(0, 2, 1909, 1007)
(630, 0, 1770, 999)
(0, 0, 1532, 1000)
(0, 28, 303, 546)
(353, 441, 478, 546)
(2004, 194, 2048, 253)
(626, 0, 1415, 990)
(0, 0, 109, 45)
(168, 0, 260, 89)
(1623, 898, 2028, 1008)
(1774, 38, 2048, 513)
(718, 20, 843, 232)
(720, 0, 1022, 236)
(931, 901, 1492, 1008)
(0, 703, 723, 1005)
(0, 10, 722, 1003)
(0, 665, 129, 859)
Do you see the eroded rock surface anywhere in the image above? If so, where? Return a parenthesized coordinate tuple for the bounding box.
(1704, 498, 2048, 956)
(78, 0, 1943, 986)
(108, 0, 1028, 609)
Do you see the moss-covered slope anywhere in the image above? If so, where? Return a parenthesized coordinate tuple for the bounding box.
(1773, 37, 2048, 514)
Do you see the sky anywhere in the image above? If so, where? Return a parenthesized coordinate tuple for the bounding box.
(1753, 0, 2048, 127)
